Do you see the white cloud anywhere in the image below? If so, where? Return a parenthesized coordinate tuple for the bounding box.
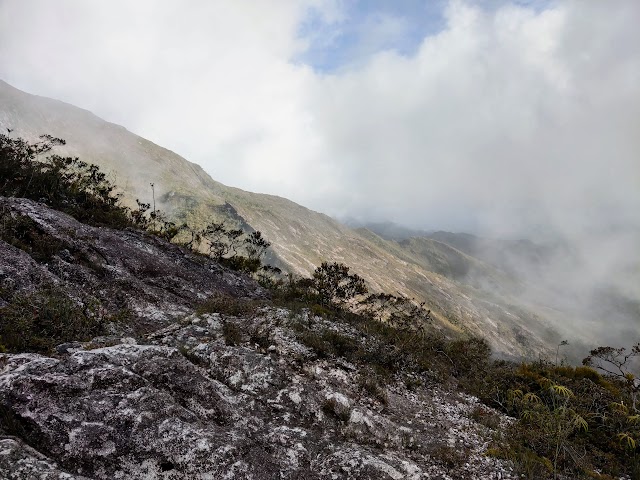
(0, 0, 638, 240)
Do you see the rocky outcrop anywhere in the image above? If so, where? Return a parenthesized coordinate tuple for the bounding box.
(0, 196, 265, 330)
(0, 197, 518, 479)
(0, 308, 517, 479)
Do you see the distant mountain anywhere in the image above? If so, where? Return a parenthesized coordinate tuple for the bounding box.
(426, 231, 568, 280)
(344, 219, 433, 241)
(4, 78, 627, 360)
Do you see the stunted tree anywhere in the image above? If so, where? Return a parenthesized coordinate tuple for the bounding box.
(361, 292, 432, 331)
(583, 342, 640, 412)
(312, 261, 367, 307)
(0, 133, 137, 229)
(199, 221, 274, 274)
(201, 221, 243, 260)
(244, 230, 270, 260)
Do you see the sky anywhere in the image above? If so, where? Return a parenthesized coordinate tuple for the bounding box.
(0, 0, 638, 239)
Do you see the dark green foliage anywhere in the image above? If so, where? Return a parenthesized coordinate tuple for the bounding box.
(202, 222, 243, 259)
(469, 405, 501, 430)
(0, 133, 169, 231)
(0, 134, 138, 228)
(267, 274, 315, 305)
(0, 133, 278, 275)
(198, 221, 275, 274)
(222, 321, 243, 346)
(298, 328, 359, 359)
(311, 262, 367, 307)
(0, 287, 107, 353)
(583, 343, 640, 412)
(360, 292, 432, 330)
(358, 368, 389, 405)
(293, 301, 488, 387)
(431, 445, 468, 470)
(148, 209, 187, 242)
(244, 231, 270, 261)
(220, 255, 262, 274)
(474, 359, 639, 479)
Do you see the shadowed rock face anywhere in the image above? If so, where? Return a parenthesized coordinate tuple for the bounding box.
(0, 196, 266, 331)
(0, 310, 518, 479)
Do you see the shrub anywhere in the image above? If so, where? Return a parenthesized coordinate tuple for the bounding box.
(198, 221, 277, 274)
(0, 287, 107, 353)
(0, 133, 153, 230)
(222, 321, 243, 346)
(311, 262, 367, 307)
(0, 209, 65, 262)
(298, 328, 359, 359)
(196, 293, 262, 317)
(476, 359, 639, 479)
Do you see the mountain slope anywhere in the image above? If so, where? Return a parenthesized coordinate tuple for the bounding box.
(0, 79, 562, 358)
(0, 197, 521, 480)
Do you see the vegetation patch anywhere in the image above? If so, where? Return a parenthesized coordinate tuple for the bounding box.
(222, 321, 244, 346)
(196, 293, 263, 317)
(0, 287, 108, 353)
(471, 358, 640, 479)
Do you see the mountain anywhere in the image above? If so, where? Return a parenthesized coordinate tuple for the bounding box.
(0, 197, 634, 480)
(0, 197, 520, 479)
(0, 79, 616, 360)
(1, 81, 637, 478)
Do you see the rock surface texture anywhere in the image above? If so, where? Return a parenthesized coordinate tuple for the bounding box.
(0, 198, 517, 479)
(0, 197, 265, 329)
(0, 310, 517, 479)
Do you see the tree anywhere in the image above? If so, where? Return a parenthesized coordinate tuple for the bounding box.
(583, 342, 640, 412)
(312, 262, 367, 307)
(244, 230, 270, 261)
(0, 133, 133, 228)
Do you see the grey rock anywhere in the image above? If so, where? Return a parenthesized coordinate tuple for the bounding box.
(0, 310, 518, 479)
(0, 197, 519, 479)
(0, 196, 266, 333)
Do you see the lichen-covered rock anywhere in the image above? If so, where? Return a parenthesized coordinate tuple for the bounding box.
(0, 437, 89, 479)
(0, 308, 518, 479)
(0, 197, 266, 331)
(0, 197, 520, 479)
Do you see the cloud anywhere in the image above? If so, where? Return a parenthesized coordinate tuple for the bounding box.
(0, 0, 638, 240)
(303, 1, 640, 238)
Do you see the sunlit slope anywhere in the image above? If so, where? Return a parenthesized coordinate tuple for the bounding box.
(0, 79, 558, 358)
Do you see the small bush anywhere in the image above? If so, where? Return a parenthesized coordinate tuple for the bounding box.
(312, 261, 367, 308)
(470, 405, 501, 430)
(0, 287, 107, 353)
(222, 321, 243, 346)
(196, 293, 262, 317)
(0, 210, 65, 262)
(298, 328, 359, 359)
(487, 444, 553, 480)
(431, 445, 468, 469)
(358, 369, 389, 405)
(0, 134, 139, 229)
